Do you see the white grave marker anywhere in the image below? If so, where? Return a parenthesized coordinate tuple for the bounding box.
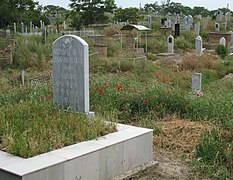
(53, 35, 93, 116)
(195, 35, 203, 54)
(192, 73, 202, 93)
(167, 35, 174, 54)
(219, 37, 226, 47)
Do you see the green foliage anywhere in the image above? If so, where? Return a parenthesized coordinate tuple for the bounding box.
(0, 80, 116, 158)
(215, 44, 227, 59)
(196, 130, 226, 165)
(69, 0, 116, 26)
(114, 8, 141, 23)
(174, 36, 193, 51)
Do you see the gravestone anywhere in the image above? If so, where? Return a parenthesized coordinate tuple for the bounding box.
(192, 73, 202, 93)
(40, 20, 43, 28)
(53, 35, 93, 115)
(6, 30, 10, 37)
(35, 26, 38, 33)
(195, 35, 203, 54)
(21, 23, 24, 34)
(215, 23, 220, 32)
(14, 23, 16, 34)
(230, 31, 233, 53)
(203, 18, 209, 29)
(42, 28, 46, 44)
(219, 37, 226, 47)
(183, 16, 188, 30)
(148, 15, 152, 30)
(226, 12, 231, 22)
(175, 24, 180, 37)
(217, 10, 223, 21)
(194, 22, 200, 35)
(167, 35, 174, 54)
(30, 22, 32, 33)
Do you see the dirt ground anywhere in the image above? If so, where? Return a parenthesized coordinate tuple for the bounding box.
(121, 119, 214, 180)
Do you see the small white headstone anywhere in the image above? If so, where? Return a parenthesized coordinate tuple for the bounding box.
(192, 73, 202, 93)
(53, 35, 92, 115)
(215, 23, 220, 32)
(167, 35, 174, 54)
(14, 23, 16, 34)
(219, 37, 226, 47)
(195, 36, 203, 54)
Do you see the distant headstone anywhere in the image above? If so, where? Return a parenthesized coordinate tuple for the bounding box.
(230, 31, 233, 53)
(192, 73, 202, 93)
(25, 27, 28, 34)
(30, 22, 32, 33)
(42, 28, 46, 44)
(195, 35, 203, 54)
(35, 26, 38, 33)
(167, 35, 174, 54)
(21, 22, 24, 34)
(219, 37, 226, 47)
(203, 18, 209, 29)
(148, 15, 152, 30)
(40, 20, 43, 28)
(194, 22, 200, 35)
(161, 18, 167, 26)
(175, 24, 180, 37)
(226, 12, 231, 22)
(52, 35, 92, 115)
(14, 23, 16, 34)
(215, 23, 220, 32)
(216, 10, 223, 21)
(6, 30, 10, 37)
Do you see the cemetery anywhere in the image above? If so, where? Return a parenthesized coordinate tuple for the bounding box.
(0, 0, 233, 179)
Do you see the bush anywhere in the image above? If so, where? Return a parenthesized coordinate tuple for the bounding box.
(215, 44, 227, 59)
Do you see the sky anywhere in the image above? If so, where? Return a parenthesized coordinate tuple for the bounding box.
(37, 0, 231, 11)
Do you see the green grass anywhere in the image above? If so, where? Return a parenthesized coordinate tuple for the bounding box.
(0, 78, 116, 158)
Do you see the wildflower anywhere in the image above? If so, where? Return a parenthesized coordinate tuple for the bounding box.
(104, 86, 109, 89)
(104, 82, 107, 85)
(99, 88, 105, 94)
(12, 90, 15, 92)
(125, 107, 129, 112)
(149, 96, 152, 99)
(182, 87, 186, 91)
(180, 92, 183, 95)
(144, 99, 149, 105)
(186, 91, 189, 95)
(48, 85, 51, 89)
(39, 98, 44, 101)
(116, 83, 123, 90)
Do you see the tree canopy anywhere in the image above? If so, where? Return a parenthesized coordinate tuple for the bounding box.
(69, 0, 116, 26)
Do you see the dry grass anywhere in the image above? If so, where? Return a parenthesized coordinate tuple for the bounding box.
(179, 53, 220, 71)
(154, 119, 214, 157)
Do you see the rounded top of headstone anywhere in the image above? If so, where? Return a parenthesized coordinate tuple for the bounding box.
(168, 34, 174, 38)
(188, 15, 193, 18)
(196, 35, 202, 41)
(53, 35, 88, 47)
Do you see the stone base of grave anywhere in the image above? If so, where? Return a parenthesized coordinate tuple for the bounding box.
(0, 124, 153, 180)
(157, 52, 175, 57)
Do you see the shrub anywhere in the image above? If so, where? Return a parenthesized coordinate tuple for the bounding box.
(215, 44, 227, 59)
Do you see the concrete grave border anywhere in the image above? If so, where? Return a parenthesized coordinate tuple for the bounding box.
(0, 123, 153, 180)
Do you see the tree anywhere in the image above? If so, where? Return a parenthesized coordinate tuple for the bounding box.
(69, 0, 116, 26)
(114, 8, 140, 23)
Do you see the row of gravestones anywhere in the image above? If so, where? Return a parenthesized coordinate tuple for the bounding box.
(52, 35, 204, 115)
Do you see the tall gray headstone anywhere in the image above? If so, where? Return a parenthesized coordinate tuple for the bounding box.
(219, 37, 226, 47)
(194, 22, 200, 35)
(53, 35, 92, 115)
(21, 22, 24, 34)
(195, 35, 203, 54)
(192, 73, 202, 93)
(40, 20, 43, 28)
(225, 12, 231, 22)
(167, 35, 174, 54)
(217, 10, 223, 21)
(148, 15, 152, 30)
